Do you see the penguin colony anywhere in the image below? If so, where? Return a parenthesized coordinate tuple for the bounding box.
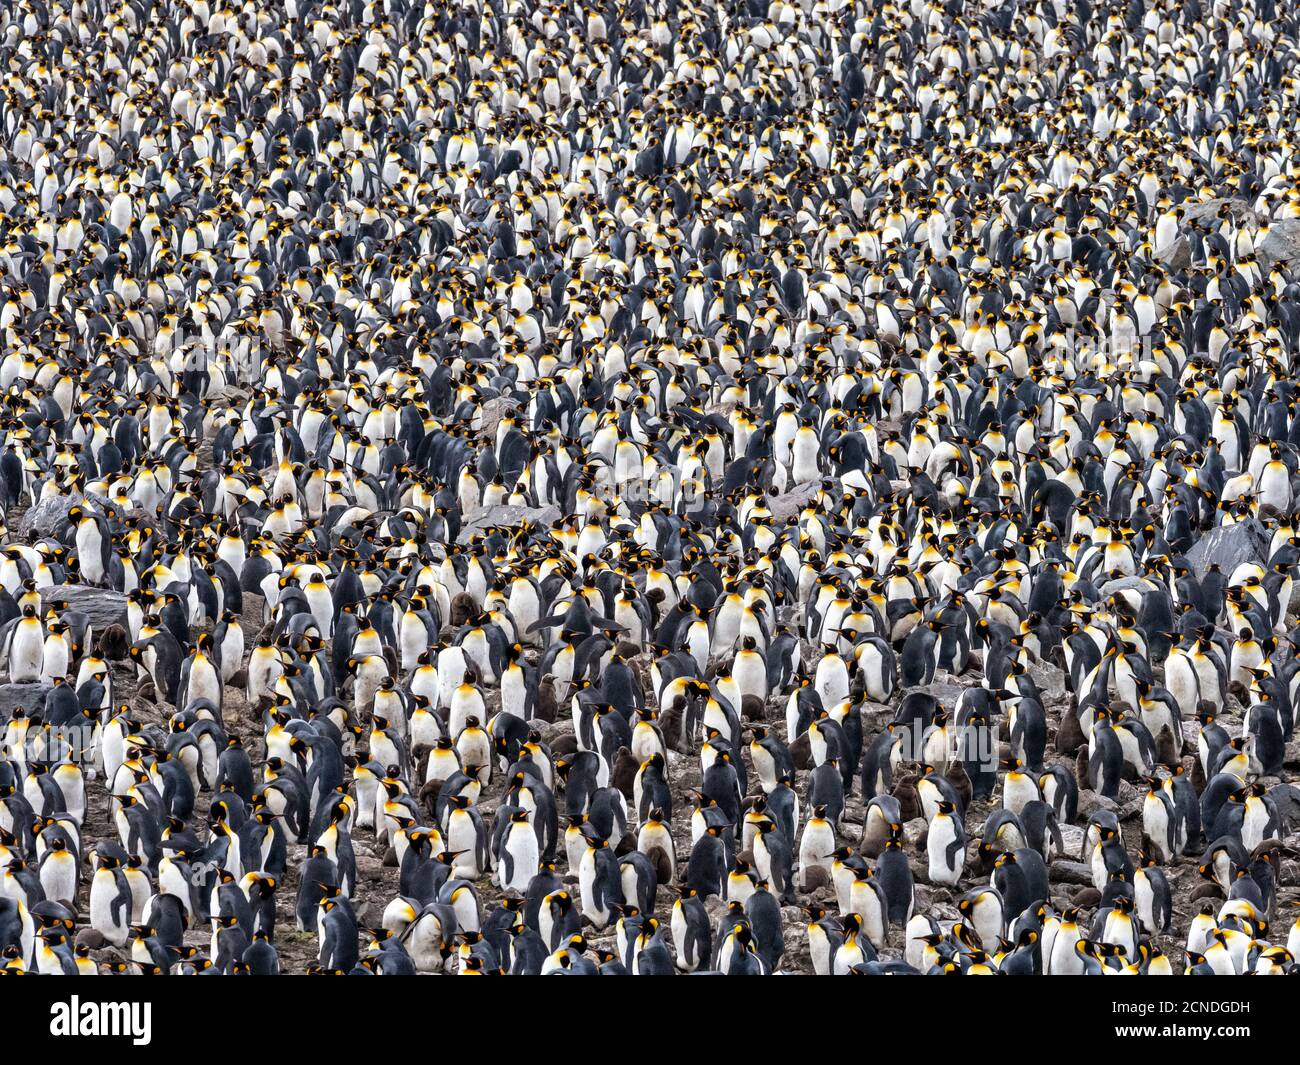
(0, 0, 1299, 979)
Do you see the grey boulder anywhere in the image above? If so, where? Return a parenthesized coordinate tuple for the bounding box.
(42, 585, 129, 629)
(457, 505, 562, 544)
(0, 681, 54, 723)
(1258, 218, 1300, 269)
(18, 496, 81, 540)
(1185, 520, 1267, 579)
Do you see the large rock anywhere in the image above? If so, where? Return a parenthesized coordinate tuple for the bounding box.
(476, 396, 520, 438)
(1099, 576, 1153, 608)
(1157, 198, 1261, 270)
(1189, 198, 1258, 222)
(1115, 780, 1143, 820)
(1155, 238, 1192, 271)
(914, 674, 966, 707)
(1049, 859, 1094, 885)
(1027, 659, 1067, 696)
(0, 681, 54, 722)
(457, 505, 562, 543)
(1185, 519, 1267, 579)
(769, 481, 823, 521)
(1258, 218, 1300, 269)
(42, 585, 128, 629)
(1268, 783, 1300, 832)
(18, 496, 81, 540)
(1057, 823, 1086, 859)
(1077, 789, 1117, 819)
(901, 816, 928, 849)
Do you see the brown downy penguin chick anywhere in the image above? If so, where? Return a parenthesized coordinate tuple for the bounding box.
(1154, 724, 1180, 767)
(1055, 702, 1085, 755)
(533, 674, 558, 723)
(892, 773, 922, 821)
(418, 777, 443, 821)
(549, 733, 579, 758)
(945, 760, 973, 809)
(1189, 879, 1225, 902)
(449, 592, 476, 628)
(1075, 747, 1091, 791)
(788, 729, 813, 770)
(1190, 750, 1207, 795)
(658, 694, 686, 751)
(97, 623, 130, 660)
(610, 746, 638, 798)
